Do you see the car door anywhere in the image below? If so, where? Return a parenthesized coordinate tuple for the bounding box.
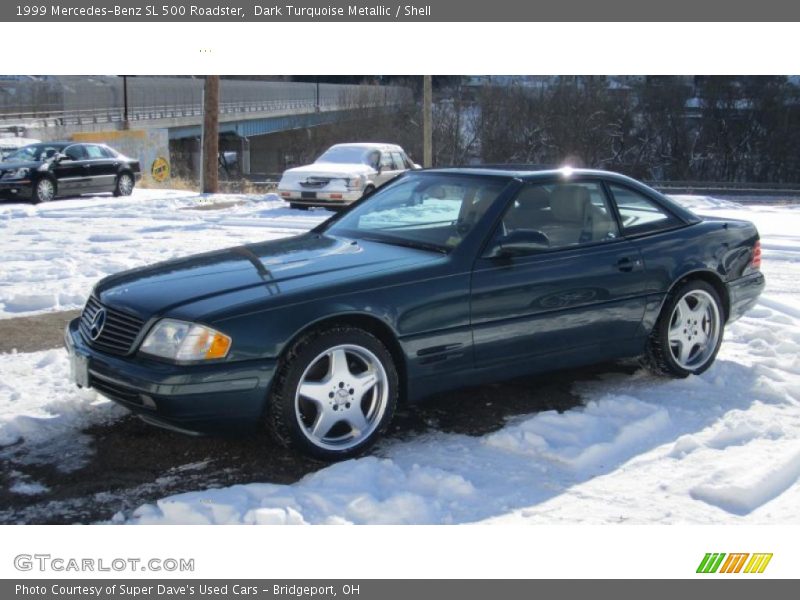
(470, 180, 650, 370)
(52, 144, 90, 195)
(84, 144, 119, 192)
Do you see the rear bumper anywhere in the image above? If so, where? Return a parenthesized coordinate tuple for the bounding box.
(726, 271, 766, 322)
(65, 318, 276, 434)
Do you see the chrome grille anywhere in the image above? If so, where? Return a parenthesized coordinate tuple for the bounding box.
(79, 296, 145, 356)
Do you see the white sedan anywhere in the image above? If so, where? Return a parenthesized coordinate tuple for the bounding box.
(277, 143, 418, 210)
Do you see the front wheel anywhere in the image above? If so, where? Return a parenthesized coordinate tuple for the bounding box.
(113, 172, 134, 197)
(267, 326, 398, 460)
(32, 177, 56, 203)
(645, 280, 724, 378)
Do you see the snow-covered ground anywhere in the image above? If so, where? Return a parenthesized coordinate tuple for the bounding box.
(0, 190, 327, 319)
(0, 190, 798, 524)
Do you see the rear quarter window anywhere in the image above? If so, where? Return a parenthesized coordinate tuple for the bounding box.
(609, 184, 680, 234)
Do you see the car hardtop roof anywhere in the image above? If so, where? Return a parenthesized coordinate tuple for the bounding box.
(416, 166, 700, 224)
(29, 141, 108, 147)
(422, 166, 647, 184)
(328, 142, 403, 151)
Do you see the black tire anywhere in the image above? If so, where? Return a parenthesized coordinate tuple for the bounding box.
(31, 177, 56, 204)
(267, 326, 399, 461)
(645, 279, 724, 378)
(289, 203, 310, 210)
(361, 185, 375, 199)
(113, 172, 134, 197)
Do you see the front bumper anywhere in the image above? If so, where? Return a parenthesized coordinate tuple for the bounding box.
(64, 318, 276, 434)
(726, 271, 766, 322)
(278, 188, 362, 206)
(0, 179, 33, 199)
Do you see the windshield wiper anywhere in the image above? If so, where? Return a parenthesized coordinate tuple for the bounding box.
(358, 235, 449, 254)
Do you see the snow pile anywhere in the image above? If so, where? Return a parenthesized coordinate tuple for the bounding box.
(0, 350, 127, 474)
(0, 190, 327, 319)
(484, 395, 671, 473)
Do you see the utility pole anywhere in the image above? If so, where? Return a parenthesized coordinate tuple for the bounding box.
(423, 75, 432, 167)
(122, 75, 129, 129)
(202, 75, 220, 194)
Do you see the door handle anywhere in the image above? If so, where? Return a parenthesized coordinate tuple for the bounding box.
(616, 256, 642, 272)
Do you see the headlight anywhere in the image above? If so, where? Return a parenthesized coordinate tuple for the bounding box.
(346, 176, 363, 190)
(1, 168, 29, 180)
(140, 319, 231, 361)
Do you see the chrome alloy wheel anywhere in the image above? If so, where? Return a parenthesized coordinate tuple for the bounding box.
(294, 344, 389, 451)
(118, 174, 134, 195)
(36, 178, 55, 202)
(668, 289, 721, 370)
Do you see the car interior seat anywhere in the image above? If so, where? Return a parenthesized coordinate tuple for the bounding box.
(543, 184, 617, 245)
(503, 185, 551, 232)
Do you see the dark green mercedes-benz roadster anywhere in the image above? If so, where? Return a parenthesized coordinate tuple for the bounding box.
(65, 168, 765, 459)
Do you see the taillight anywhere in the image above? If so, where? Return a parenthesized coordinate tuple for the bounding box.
(752, 240, 762, 269)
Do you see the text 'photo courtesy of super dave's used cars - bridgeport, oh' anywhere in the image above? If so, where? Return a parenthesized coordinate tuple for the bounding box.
(64, 167, 765, 460)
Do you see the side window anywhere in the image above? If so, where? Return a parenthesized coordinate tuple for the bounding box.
(391, 152, 406, 170)
(85, 145, 106, 159)
(492, 181, 619, 254)
(380, 152, 394, 170)
(63, 145, 87, 160)
(609, 185, 677, 233)
(365, 150, 380, 169)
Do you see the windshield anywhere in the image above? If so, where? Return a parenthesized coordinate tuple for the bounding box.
(325, 173, 508, 252)
(4, 143, 62, 162)
(316, 146, 374, 166)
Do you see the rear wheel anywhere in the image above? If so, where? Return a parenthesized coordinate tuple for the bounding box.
(31, 177, 56, 203)
(114, 172, 134, 197)
(645, 280, 724, 378)
(267, 326, 398, 460)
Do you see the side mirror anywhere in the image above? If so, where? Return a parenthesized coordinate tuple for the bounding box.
(489, 230, 550, 258)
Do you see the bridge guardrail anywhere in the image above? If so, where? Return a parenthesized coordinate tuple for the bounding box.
(0, 97, 398, 128)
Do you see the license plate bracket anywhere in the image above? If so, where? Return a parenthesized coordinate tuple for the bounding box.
(301, 192, 317, 199)
(69, 352, 90, 388)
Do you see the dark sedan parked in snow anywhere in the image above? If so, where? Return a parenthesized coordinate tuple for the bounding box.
(65, 168, 765, 460)
(0, 142, 141, 203)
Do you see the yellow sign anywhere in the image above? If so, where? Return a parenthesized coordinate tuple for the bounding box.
(151, 156, 170, 183)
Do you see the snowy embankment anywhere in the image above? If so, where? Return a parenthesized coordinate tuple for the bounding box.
(0, 191, 798, 524)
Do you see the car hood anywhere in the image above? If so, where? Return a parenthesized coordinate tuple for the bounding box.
(94, 233, 438, 319)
